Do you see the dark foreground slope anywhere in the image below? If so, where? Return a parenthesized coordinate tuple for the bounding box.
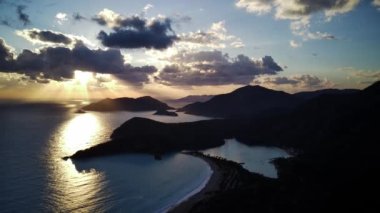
(82, 96, 173, 111)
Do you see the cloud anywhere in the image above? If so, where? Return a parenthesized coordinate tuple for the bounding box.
(16, 29, 73, 45)
(341, 67, 380, 85)
(373, 0, 380, 9)
(253, 74, 334, 91)
(0, 20, 11, 27)
(290, 40, 302, 48)
(93, 9, 178, 50)
(56, 12, 68, 25)
(236, 0, 357, 42)
(0, 38, 156, 85)
(72, 12, 86, 21)
(235, 0, 273, 15)
(156, 50, 283, 86)
(0, 39, 14, 70)
(179, 21, 244, 49)
(290, 18, 336, 41)
(143, 4, 154, 13)
(16, 29, 95, 48)
(172, 14, 192, 24)
(236, 0, 359, 19)
(16, 5, 30, 26)
(0, 72, 28, 89)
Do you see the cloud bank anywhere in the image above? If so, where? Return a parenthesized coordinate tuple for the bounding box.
(0, 38, 156, 85)
(156, 50, 283, 85)
(93, 9, 178, 50)
(253, 74, 334, 91)
(17, 29, 74, 45)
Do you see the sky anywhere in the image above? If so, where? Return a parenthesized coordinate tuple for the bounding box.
(0, 0, 379, 101)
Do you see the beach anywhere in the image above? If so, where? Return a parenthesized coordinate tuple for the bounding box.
(169, 152, 247, 213)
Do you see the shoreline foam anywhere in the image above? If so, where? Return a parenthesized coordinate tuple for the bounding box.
(168, 152, 225, 213)
(158, 159, 212, 213)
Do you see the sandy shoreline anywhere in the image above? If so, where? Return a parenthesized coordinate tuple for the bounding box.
(168, 153, 223, 213)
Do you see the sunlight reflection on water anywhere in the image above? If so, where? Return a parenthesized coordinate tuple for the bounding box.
(58, 113, 100, 155)
(46, 113, 111, 212)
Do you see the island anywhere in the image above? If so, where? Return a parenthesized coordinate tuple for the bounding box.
(82, 96, 173, 112)
(153, 109, 178, 116)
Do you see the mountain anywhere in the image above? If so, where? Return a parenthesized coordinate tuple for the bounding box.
(294, 88, 359, 100)
(164, 95, 214, 108)
(179, 85, 302, 118)
(237, 81, 379, 150)
(82, 96, 173, 111)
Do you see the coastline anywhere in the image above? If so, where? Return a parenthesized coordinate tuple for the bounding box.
(168, 152, 224, 213)
(159, 159, 212, 213)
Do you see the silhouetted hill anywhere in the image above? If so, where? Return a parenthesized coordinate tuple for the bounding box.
(69, 117, 230, 159)
(82, 96, 173, 111)
(236, 82, 379, 151)
(294, 88, 359, 100)
(165, 95, 214, 108)
(180, 85, 302, 118)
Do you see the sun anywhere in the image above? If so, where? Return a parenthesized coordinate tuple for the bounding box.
(74, 70, 93, 85)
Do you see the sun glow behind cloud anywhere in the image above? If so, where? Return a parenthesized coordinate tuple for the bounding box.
(74, 70, 94, 85)
(0, 71, 146, 101)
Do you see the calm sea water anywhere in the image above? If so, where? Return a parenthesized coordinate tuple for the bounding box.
(203, 139, 290, 178)
(0, 101, 289, 212)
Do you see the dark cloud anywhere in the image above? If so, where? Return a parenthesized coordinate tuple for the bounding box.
(179, 21, 244, 48)
(280, 0, 358, 17)
(93, 9, 178, 50)
(0, 39, 14, 70)
(0, 38, 156, 85)
(173, 14, 192, 24)
(72, 12, 86, 21)
(0, 20, 11, 27)
(253, 75, 334, 90)
(21, 29, 73, 45)
(171, 14, 192, 28)
(156, 50, 283, 86)
(93, 14, 146, 30)
(114, 65, 157, 84)
(258, 76, 299, 85)
(16, 5, 30, 26)
(96, 18, 177, 50)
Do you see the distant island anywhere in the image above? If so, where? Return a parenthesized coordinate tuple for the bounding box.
(67, 81, 380, 213)
(153, 109, 178, 116)
(82, 96, 173, 112)
(165, 95, 214, 108)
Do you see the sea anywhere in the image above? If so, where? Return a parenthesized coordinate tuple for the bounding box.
(0, 101, 289, 212)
